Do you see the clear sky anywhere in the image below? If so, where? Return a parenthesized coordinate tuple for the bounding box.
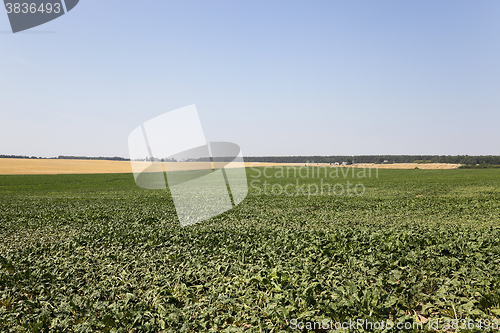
(1, 0, 500, 157)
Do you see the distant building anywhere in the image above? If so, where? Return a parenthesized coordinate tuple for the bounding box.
(383, 160, 389, 163)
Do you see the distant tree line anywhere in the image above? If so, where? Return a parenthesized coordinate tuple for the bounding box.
(57, 156, 130, 161)
(0, 155, 40, 158)
(2, 154, 500, 165)
(0, 155, 130, 161)
(243, 155, 500, 165)
(0, 155, 46, 159)
(138, 157, 177, 162)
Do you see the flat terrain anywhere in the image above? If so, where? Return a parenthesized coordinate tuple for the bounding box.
(1, 168, 499, 331)
(351, 163, 460, 169)
(0, 158, 134, 175)
(248, 162, 461, 169)
(0, 158, 460, 175)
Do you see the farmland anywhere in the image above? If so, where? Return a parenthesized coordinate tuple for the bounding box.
(0, 159, 461, 176)
(1, 168, 500, 332)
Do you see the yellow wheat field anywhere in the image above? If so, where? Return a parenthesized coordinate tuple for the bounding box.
(348, 163, 461, 170)
(0, 159, 460, 175)
(0, 159, 134, 175)
(245, 162, 461, 169)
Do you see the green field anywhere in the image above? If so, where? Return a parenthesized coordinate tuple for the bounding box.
(1, 168, 500, 332)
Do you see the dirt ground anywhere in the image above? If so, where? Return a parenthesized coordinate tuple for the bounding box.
(0, 159, 460, 175)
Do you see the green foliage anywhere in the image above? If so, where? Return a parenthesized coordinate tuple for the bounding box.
(1, 169, 500, 332)
(413, 160, 433, 164)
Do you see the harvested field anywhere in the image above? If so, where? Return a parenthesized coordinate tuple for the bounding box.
(247, 162, 461, 169)
(352, 163, 461, 169)
(0, 158, 133, 175)
(0, 158, 461, 175)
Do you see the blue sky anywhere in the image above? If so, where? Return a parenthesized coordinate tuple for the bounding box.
(1, 0, 500, 157)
